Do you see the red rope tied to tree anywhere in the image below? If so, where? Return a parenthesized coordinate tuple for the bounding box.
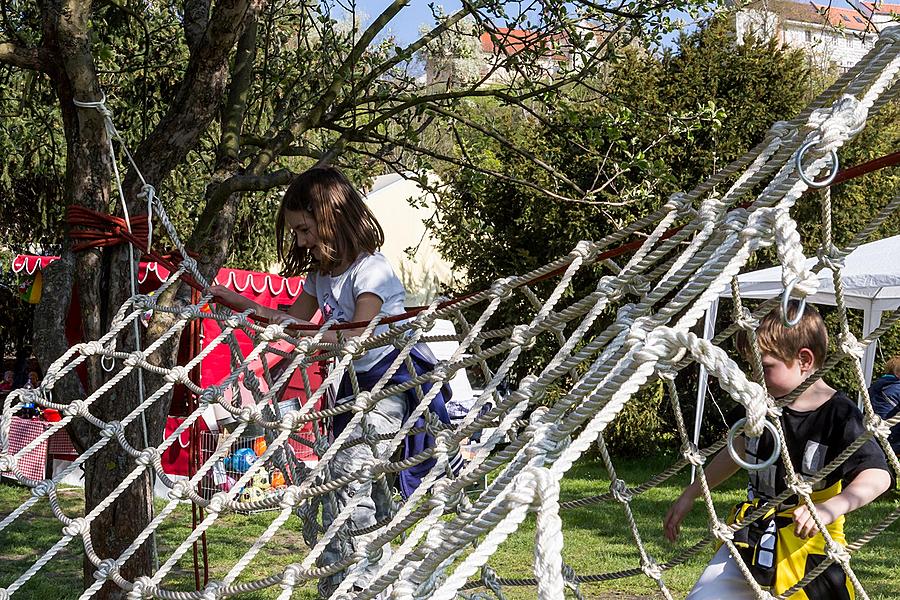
(67, 205, 150, 252)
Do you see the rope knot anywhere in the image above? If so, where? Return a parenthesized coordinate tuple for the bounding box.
(570, 240, 597, 261)
(279, 486, 301, 509)
(124, 351, 145, 368)
(168, 480, 192, 501)
(682, 443, 706, 467)
(663, 192, 688, 212)
(201, 580, 223, 600)
(609, 478, 633, 504)
(180, 256, 198, 275)
(207, 492, 229, 515)
(866, 414, 893, 441)
(481, 565, 503, 597)
(839, 332, 865, 360)
(200, 385, 223, 405)
(789, 478, 814, 497)
(826, 543, 852, 566)
(101, 420, 123, 439)
(770, 120, 794, 139)
(816, 246, 846, 272)
(238, 404, 261, 424)
(136, 447, 159, 467)
(127, 576, 155, 599)
(736, 307, 759, 332)
(625, 315, 651, 346)
(434, 430, 455, 456)
(640, 558, 663, 581)
(353, 391, 374, 414)
(430, 362, 449, 382)
(361, 422, 381, 447)
(342, 339, 365, 359)
(412, 313, 435, 332)
(164, 365, 189, 384)
(509, 325, 534, 348)
(724, 208, 749, 233)
(624, 275, 650, 297)
(80, 341, 105, 357)
(31, 479, 55, 498)
(807, 95, 867, 152)
(357, 461, 381, 483)
(281, 564, 302, 589)
(260, 323, 286, 342)
(63, 399, 88, 418)
(137, 184, 156, 201)
(312, 436, 331, 457)
(698, 194, 726, 223)
(489, 276, 516, 300)
(94, 559, 119, 581)
(279, 410, 302, 432)
(712, 520, 734, 542)
(63, 517, 89, 537)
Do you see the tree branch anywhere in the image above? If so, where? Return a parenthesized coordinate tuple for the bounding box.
(0, 42, 50, 72)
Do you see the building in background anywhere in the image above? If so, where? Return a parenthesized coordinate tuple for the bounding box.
(363, 173, 460, 305)
(734, 0, 899, 72)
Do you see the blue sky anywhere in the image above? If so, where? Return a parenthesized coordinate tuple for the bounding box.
(349, 0, 715, 50)
(349, 0, 862, 48)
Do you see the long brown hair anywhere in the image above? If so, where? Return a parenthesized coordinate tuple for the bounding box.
(276, 166, 384, 275)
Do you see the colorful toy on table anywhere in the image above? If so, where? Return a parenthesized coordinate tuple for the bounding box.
(240, 485, 266, 504)
(224, 447, 257, 472)
(218, 475, 237, 492)
(270, 468, 286, 488)
(252, 436, 267, 456)
(251, 467, 270, 490)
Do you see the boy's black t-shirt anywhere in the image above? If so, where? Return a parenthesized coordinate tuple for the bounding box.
(728, 392, 890, 504)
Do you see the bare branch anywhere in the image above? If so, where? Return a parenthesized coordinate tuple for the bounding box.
(425, 103, 586, 195)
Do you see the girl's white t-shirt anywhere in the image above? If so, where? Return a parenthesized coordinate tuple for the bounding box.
(301, 251, 407, 372)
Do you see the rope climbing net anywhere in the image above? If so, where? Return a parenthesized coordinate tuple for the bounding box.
(2, 28, 900, 600)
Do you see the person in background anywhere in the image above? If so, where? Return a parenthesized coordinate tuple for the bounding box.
(868, 355, 900, 454)
(0, 370, 13, 393)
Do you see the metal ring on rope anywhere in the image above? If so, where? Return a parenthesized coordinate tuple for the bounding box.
(727, 417, 781, 471)
(780, 278, 806, 328)
(796, 141, 839, 188)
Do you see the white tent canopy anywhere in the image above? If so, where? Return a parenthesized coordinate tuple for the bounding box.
(694, 234, 900, 453)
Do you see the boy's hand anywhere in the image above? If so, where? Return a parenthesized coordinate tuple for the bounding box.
(792, 502, 838, 539)
(664, 493, 696, 542)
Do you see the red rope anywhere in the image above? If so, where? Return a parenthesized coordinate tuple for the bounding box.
(67, 206, 149, 252)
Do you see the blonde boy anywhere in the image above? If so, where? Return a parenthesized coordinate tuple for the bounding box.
(664, 302, 892, 599)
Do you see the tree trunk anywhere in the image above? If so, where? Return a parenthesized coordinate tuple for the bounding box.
(33, 0, 256, 594)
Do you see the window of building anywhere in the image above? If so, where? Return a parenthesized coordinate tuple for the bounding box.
(805, 30, 813, 42)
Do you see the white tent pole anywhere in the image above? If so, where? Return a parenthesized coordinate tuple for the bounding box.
(692, 297, 719, 482)
(862, 308, 883, 388)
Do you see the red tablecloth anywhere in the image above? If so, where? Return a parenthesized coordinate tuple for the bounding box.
(3, 417, 78, 481)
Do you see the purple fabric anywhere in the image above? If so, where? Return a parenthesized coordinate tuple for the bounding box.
(333, 346, 457, 498)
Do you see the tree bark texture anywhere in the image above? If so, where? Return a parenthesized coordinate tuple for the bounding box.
(31, 0, 254, 596)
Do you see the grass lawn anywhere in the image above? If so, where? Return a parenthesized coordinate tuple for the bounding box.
(0, 456, 897, 599)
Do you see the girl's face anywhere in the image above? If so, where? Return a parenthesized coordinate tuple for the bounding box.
(284, 210, 321, 261)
